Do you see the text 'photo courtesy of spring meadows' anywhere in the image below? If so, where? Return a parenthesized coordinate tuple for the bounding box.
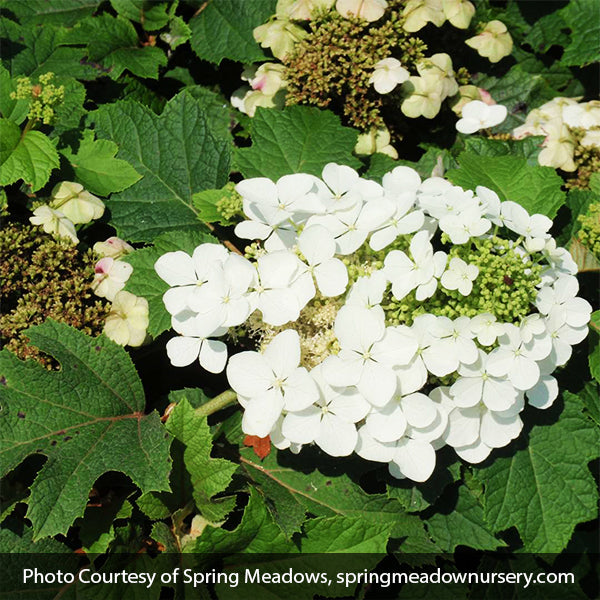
(0, 0, 598, 598)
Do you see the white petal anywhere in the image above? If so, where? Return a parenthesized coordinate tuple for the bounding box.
(155, 251, 196, 286)
(226, 351, 273, 397)
(455, 438, 492, 464)
(444, 407, 480, 447)
(166, 336, 201, 367)
(199, 339, 228, 373)
(241, 389, 284, 437)
(314, 259, 348, 297)
(315, 413, 358, 456)
(358, 361, 397, 407)
(365, 402, 407, 443)
(329, 390, 370, 422)
(449, 377, 483, 408)
(283, 367, 319, 411)
(298, 224, 335, 265)
(401, 392, 437, 428)
(321, 354, 362, 387)
(526, 375, 558, 409)
(282, 408, 321, 444)
(392, 438, 436, 482)
(355, 427, 396, 462)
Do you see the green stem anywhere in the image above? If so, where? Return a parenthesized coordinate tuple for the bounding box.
(194, 389, 238, 417)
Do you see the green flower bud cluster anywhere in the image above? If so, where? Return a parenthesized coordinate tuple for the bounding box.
(284, 2, 426, 130)
(10, 72, 64, 125)
(383, 235, 541, 326)
(0, 224, 109, 367)
(577, 203, 600, 258)
(566, 131, 600, 190)
(216, 183, 244, 223)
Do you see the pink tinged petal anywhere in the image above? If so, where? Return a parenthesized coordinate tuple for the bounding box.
(321, 354, 362, 387)
(508, 355, 540, 391)
(283, 367, 319, 411)
(444, 407, 480, 447)
(393, 438, 436, 482)
(155, 251, 196, 286)
(281, 408, 321, 444)
(166, 336, 201, 367)
(241, 389, 285, 437)
(481, 378, 518, 411)
(450, 377, 483, 408)
(355, 427, 397, 462)
(263, 329, 301, 378)
(234, 220, 272, 240)
(226, 351, 273, 397)
(480, 411, 522, 449)
(314, 259, 348, 297)
(401, 392, 438, 428)
(298, 224, 335, 265)
(329, 392, 370, 422)
(358, 361, 397, 407)
(365, 402, 407, 443)
(199, 339, 228, 374)
(526, 375, 558, 409)
(455, 439, 492, 464)
(315, 413, 358, 456)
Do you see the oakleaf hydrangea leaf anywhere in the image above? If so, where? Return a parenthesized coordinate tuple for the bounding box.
(64, 14, 167, 79)
(110, 0, 170, 31)
(189, 0, 276, 65)
(165, 398, 237, 522)
(0, 65, 29, 125)
(60, 130, 141, 196)
(236, 106, 361, 180)
(0, 120, 59, 191)
(0, 0, 101, 27)
(447, 152, 565, 218)
(560, 0, 600, 67)
(123, 229, 217, 338)
(0, 320, 172, 540)
(426, 485, 506, 552)
(91, 91, 230, 242)
(473, 393, 600, 552)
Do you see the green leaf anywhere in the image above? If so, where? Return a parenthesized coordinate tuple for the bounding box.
(123, 229, 217, 338)
(236, 106, 361, 180)
(194, 487, 292, 553)
(64, 14, 167, 79)
(160, 15, 192, 50)
(0, 65, 28, 124)
(589, 312, 600, 385)
(60, 130, 141, 196)
(165, 398, 237, 522)
(186, 85, 237, 141)
(91, 91, 230, 242)
(78, 494, 132, 554)
(0, 123, 59, 191)
(0, 0, 101, 26)
(51, 76, 87, 134)
(560, 0, 600, 67)
(0, 320, 172, 540)
(589, 172, 600, 195)
(447, 152, 566, 219)
(240, 447, 419, 539)
(580, 382, 599, 427)
(426, 485, 506, 552)
(189, 0, 276, 65)
(524, 9, 569, 54)
(462, 136, 544, 166)
(110, 0, 170, 31)
(6, 23, 99, 80)
(473, 393, 600, 552)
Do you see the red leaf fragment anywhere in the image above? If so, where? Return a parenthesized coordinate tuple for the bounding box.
(244, 435, 271, 459)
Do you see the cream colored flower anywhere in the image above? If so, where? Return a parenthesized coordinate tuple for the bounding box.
(369, 58, 409, 94)
(416, 53, 458, 99)
(91, 257, 134, 302)
(355, 127, 398, 158)
(29, 205, 78, 244)
(563, 101, 600, 129)
(538, 122, 576, 172)
(450, 85, 481, 115)
(581, 129, 600, 148)
(466, 20, 513, 63)
(254, 18, 307, 60)
(93, 236, 134, 259)
(279, 0, 335, 20)
(402, 0, 445, 32)
(442, 0, 475, 29)
(401, 75, 443, 119)
(104, 291, 149, 347)
(49, 181, 104, 225)
(336, 0, 387, 22)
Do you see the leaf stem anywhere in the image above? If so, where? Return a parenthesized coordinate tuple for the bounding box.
(194, 389, 238, 417)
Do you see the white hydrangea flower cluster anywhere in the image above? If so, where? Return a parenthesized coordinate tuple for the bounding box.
(513, 98, 600, 171)
(155, 163, 592, 482)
